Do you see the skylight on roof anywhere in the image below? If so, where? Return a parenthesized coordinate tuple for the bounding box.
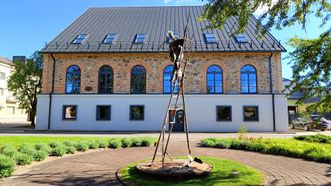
(234, 34, 248, 43)
(134, 34, 146, 44)
(167, 32, 178, 43)
(72, 34, 88, 44)
(103, 34, 116, 44)
(204, 33, 217, 43)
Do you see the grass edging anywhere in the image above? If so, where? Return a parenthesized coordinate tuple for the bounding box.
(118, 156, 264, 186)
(201, 136, 331, 164)
(0, 137, 155, 178)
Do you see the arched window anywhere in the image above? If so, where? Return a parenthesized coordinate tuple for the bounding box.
(241, 65, 257, 93)
(98, 65, 113, 94)
(163, 65, 179, 94)
(131, 65, 146, 94)
(65, 65, 80, 94)
(206, 65, 223, 94)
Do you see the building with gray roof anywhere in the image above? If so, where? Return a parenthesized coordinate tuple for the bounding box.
(37, 6, 288, 132)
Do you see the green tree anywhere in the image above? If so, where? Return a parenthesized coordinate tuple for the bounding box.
(8, 52, 42, 126)
(201, 0, 331, 113)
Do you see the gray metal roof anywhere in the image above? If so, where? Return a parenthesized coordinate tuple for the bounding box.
(41, 6, 286, 53)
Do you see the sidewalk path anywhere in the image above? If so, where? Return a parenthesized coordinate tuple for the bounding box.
(1, 141, 330, 186)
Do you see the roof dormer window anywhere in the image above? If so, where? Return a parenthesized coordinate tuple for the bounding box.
(134, 34, 146, 44)
(234, 33, 248, 43)
(103, 33, 116, 44)
(204, 33, 217, 43)
(72, 34, 88, 44)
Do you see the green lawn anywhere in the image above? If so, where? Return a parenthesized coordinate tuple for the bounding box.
(0, 136, 114, 147)
(201, 135, 331, 164)
(120, 156, 264, 186)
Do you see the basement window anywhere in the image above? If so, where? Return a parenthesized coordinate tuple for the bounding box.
(103, 34, 116, 44)
(134, 34, 146, 44)
(234, 33, 248, 43)
(243, 106, 259, 121)
(130, 105, 144, 120)
(63, 105, 77, 120)
(72, 34, 88, 44)
(216, 106, 232, 121)
(204, 33, 217, 43)
(96, 105, 111, 121)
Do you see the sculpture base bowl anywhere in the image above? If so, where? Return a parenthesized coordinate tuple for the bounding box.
(135, 159, 212, 180)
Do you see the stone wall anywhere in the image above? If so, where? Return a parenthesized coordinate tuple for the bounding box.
(41, 52, 282, 94)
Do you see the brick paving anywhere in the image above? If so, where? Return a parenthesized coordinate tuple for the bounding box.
(1, 141, 331, 186)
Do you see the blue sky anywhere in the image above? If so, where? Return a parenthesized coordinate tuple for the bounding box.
(0, 0, 328, 78)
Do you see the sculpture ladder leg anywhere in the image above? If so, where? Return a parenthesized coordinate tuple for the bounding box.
(162, 86, 182, 166)
(151, 90, 175, 164)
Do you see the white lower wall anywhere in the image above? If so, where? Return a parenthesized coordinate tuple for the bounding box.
(36, 94, 288, 132)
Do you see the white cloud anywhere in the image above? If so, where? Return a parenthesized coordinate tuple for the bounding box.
(254, 1, 278, 16)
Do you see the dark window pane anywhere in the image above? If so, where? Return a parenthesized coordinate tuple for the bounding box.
(130, 105, 144, 120)
(98, 65, 113, 94)
(96, 105, 111, 120)
(216, 106, 232, 121)
(131, 65, 146, 94)
(243, 106, 259, 121)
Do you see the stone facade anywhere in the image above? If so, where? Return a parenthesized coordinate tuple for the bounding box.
(41, 52, 282, 94)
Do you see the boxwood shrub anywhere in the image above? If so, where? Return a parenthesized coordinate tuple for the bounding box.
(18, 144, 36, 156)
(0, 155, 16, 178)
(50, 146, 67, 156)
(0, 145, 18, 157)
(121, 138, 132, 148)
(108, 139, 122, 149)
(75, 142, 89, 152)
(35, 143, 52, 154)
(33, 151, 48, 161)
(14, 153, 33, 165)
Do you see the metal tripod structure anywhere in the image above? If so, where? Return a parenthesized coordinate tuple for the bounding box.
(152, 13, 192, 167)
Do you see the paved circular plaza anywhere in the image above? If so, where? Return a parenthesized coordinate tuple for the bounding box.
(1, 140, 331, 186)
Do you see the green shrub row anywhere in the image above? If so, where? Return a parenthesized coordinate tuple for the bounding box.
(201, 138, 331, 164)
(0, 137, 154, 178)
(294, 134, 331, 144)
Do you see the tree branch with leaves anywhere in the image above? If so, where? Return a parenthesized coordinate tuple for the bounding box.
(8, 52, 42, 126)
(201, 0, 331, 113)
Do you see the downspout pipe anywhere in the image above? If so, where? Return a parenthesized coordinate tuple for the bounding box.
(269, 53, 276, 132)
(47, 54, 56, 130)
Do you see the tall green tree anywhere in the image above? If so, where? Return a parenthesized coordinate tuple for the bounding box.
(8, 52, 42, 126)
(201, 0, 331, 113)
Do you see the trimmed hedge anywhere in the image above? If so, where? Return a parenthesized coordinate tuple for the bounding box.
(200, 138, 331, 164)
(294, 134, 331, 144)
(0, 137, 156, 178)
